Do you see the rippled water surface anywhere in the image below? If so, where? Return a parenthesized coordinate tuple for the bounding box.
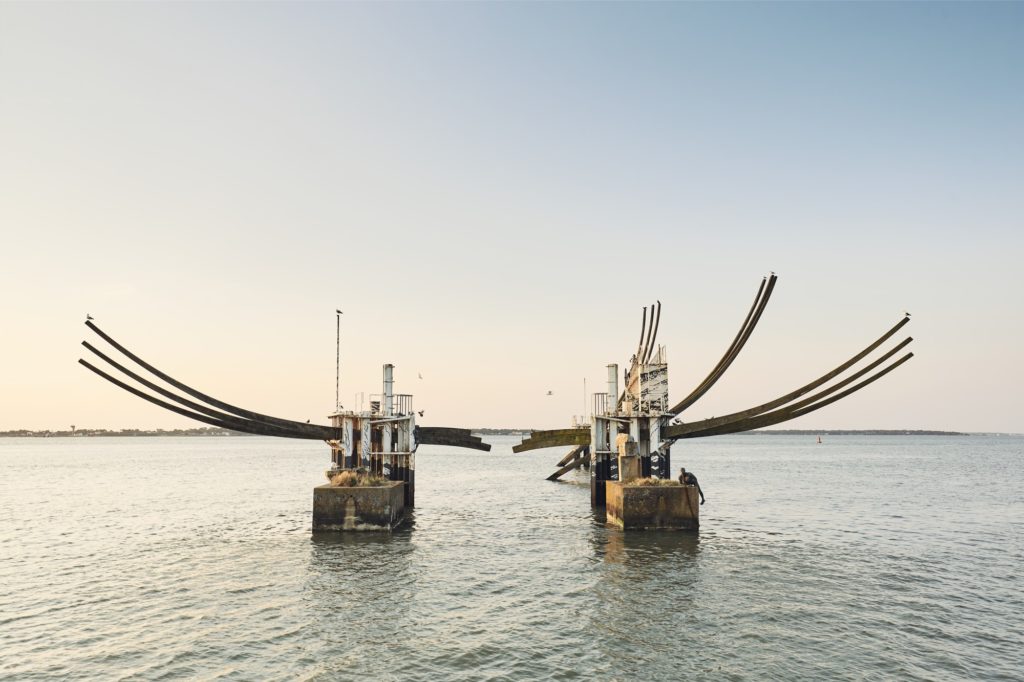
(2, 434, 1021, 680)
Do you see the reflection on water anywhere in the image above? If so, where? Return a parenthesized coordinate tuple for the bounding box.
(1, 434, 1021, 680)
(595, 522, 701, 567)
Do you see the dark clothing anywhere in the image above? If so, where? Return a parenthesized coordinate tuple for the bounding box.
(678, 471, 706, 505)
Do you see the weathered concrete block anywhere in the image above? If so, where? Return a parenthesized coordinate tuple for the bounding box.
(618, 454, 641, 483)
(312, 481, 405, 531)
(616, 434, 642, 483)
(605, 481, 699, 530)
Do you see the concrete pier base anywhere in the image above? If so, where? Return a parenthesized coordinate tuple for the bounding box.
(605, 481, 699, 530)
(312, 481, 406, 531)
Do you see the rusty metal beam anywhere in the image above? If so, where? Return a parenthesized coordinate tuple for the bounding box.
(512, 428, 592, 453)
(547, 450, 587, 481)
(557, 444, 587, 467)
(82, 340, 339, 440)
(84, 322, 494, 451)
(416, 426, 491, 451)
(85, 321, 327, 433)
(644, 300, 662, 364)
(665, 339, 910, 439)
(641, 300, 656, 363)
(673, 352, 913, 439)
(635, 306, 648, 362)
(79, 359, 324, 439)
(669, 274, 776, 415)
(663, 319, 912, 439)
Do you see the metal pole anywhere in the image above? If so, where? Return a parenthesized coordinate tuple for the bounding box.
(335, 309, 342, 411)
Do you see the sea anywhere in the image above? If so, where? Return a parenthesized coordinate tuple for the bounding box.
(1, 434, 1021, 681)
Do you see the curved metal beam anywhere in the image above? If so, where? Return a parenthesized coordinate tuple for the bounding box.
(416, 426, 491, 452)
(634, 306, 648, 362)
(669, 277, 767, 414)
(85, 321, 331, 432)
(674, 352, 913, 439)
(82, 340, 339, 440)
(640, 301, 656, 364)
(644, 300, 662, 364)
(512, 428, 592, 453)
(669, 274, 776, 415)
(664, 338, 910, 439)
(79, 359, 325, 439)
(690, 274, 776, 408)
(663, 318, 912, 438)
(84, 322, 494, 452)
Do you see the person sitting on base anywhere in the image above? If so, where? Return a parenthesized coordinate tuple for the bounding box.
(678, 467, 706, 505)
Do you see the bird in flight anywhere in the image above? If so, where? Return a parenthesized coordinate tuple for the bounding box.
(417, 410, 424, 417)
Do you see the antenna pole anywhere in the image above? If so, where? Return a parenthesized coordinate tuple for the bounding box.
(335, 309, 342, 411)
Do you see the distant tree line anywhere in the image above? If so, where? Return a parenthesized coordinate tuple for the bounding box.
(0, 427, 247, 438)
(472, 428, 967, 436)
(739, 429, 966, 436)
(2, 426, 970, 438)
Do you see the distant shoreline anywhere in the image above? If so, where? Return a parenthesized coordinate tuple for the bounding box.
(0, 427, 993, 438)
(477, 428, 974, 436)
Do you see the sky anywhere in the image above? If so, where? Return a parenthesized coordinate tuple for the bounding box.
(1, 2, 1021, 433)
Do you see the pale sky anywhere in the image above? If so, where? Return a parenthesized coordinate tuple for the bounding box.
(1, 2, 1021, 433)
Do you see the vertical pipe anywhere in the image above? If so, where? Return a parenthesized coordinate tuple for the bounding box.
(607, 364, 618, 416)
(383, 364, 394, 416)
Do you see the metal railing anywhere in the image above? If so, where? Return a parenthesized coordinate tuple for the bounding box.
(369, 393, 414, 415)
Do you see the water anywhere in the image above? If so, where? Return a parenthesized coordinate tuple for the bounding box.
(1, 434, 1021, 680)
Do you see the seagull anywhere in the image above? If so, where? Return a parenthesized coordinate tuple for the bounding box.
(86, 314, 94, 321)
(417, 410, 424, 417)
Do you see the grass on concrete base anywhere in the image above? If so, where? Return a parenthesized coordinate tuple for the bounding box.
(329, 470, 389, 487)
(626, 477, 682, 487)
